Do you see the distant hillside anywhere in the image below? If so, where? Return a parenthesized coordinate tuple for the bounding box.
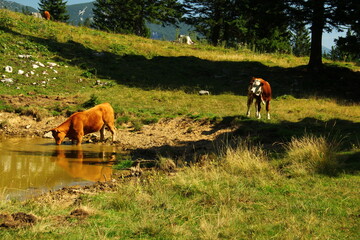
(147, 22, 196, 41)
(0, 0, 36, 12)
(66, 2, 195, 41)
(66, 2, 94, 26)
(322, 46, 331, 54)
(0, 0, 193, 41)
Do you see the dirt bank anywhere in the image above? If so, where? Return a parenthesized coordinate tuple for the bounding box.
(0, 95, 235, 151)
(0, 111, 235, 150)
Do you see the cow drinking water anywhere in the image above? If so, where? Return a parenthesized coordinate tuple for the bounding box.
(246, 77, 272, 119)
(50, 103, 116, 145)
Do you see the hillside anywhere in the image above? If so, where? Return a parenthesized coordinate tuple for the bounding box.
(66, 2, 93, 25)
(0, 9, 359, 239)
(0, 0, 194, 40)
(0, 8, 359, 145)
(0, 0, 36, 12)
(66, 2, 195, 40)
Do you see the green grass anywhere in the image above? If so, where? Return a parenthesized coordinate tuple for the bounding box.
(0, 137, 359, 239)
(0, 9, 359, 239)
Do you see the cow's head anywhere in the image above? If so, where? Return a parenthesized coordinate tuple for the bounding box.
(50, 128, 66, 145)
(250, 78, 263, 96)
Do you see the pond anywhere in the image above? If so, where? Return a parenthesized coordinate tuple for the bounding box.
(0, 137, 119, 200)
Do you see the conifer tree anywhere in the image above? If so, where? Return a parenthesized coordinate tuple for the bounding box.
(286, 0, 358, 70)
(92, 0, 183, 37)
(291, 24, 311, 57)
(38, 0, 69, 22)
(184, 0, 290, 52)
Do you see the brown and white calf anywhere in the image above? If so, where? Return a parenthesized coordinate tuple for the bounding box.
(246, 77, 272, 119)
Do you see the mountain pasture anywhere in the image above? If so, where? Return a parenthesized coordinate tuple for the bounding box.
(0, 9, 359, 239)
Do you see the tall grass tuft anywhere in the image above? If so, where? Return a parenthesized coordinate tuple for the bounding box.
(221, 139, 277, 177)
(284, 134, 340, 176)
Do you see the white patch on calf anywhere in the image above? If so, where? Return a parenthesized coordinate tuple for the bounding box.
(250, 79, 262, 96)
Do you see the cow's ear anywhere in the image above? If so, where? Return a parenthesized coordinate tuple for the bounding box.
(50, 128, 60, 133)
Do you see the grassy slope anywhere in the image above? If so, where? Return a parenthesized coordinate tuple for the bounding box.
(0, 10, 359, 239)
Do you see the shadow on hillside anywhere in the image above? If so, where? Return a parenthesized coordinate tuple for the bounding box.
(130, 117, 360, 176)
(2, 27, 360, 101)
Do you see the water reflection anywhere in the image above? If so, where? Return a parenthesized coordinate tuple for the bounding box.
(0, 137, 118, 200)
(54, 146, 115, 182)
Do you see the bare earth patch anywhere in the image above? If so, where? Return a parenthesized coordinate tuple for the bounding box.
(0, 95, 235, 150)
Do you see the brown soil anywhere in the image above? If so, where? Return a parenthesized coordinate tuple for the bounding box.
(0, 95, 235, 150)
(0, 212, 37, 228)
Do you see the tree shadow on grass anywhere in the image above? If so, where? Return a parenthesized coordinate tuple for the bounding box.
(130, 116, 360, 175)
(2, 26, 360, 102)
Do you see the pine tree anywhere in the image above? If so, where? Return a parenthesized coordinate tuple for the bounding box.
(286, 0, 358, 70)
(291, 24, 311, 57)
(92, 0, 183, 37)
(332, 29, 360, 62)
(184, 0, 290, 52)
(332, 1, 360, 62)
(38, 0, 69, 22)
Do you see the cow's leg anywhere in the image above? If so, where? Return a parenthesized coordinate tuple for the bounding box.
(256, 99, 261, 119)
(76, 129, 84, 145)
(75, 134, 83, 145)
(246, 96, 253, 117)
(266, 101, 270, 120)
(106, 123, 116, 142)
(100, 124, 106, 141)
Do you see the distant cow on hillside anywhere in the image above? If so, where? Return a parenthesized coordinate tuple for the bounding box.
(43, 11, 51, 20)
(178, 35, 194, 45)
(31, 12, 43, 19)
(50, 103, 116, 145)
(246, 77, 272, 119)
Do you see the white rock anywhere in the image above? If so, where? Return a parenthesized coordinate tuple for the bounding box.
(4, 66, 13, 73)
(43, 131, 53, 138)
(47, 62, 58, 67)
(18, 70, 25, 75)
(1, 78, 13, 83)
(32, 64, 39, 69)
(18, 54, 32, 59)
(36, 61, 45, 67)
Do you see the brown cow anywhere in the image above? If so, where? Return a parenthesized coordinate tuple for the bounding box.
(50, 103, 116, 145)
(43, 11, 51, 20)
(246, 77, 272, 119)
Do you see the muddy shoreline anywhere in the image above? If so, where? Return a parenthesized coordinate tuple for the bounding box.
(0, 96, 235, 208)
